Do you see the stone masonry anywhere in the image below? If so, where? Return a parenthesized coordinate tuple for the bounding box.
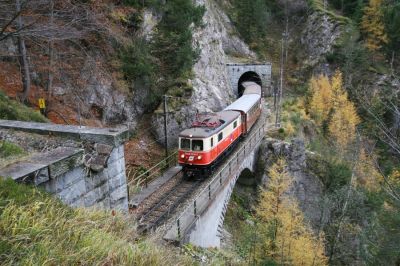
(226, 63, 272, 96)
(0, 120, 130, 211)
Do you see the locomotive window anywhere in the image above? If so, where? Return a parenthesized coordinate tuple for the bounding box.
(180, 138, 190, 150)
(218, 132, 223, 142)
(192, 140, 203, 151)
(233, 121, 237, 129)
(211, 138, 214, 147)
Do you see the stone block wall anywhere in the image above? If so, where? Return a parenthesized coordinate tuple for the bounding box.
(39, 145, 128, 211)
(0, 120, 130, 212)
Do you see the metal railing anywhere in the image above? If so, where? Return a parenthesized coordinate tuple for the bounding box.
(127, 151, 178, 198)
(164, 115, 267, 241)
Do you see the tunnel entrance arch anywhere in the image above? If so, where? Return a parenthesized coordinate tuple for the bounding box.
(238, 72, 262, 97)
(226, 63, 272, 97)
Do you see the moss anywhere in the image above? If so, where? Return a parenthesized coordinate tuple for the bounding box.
(0, 91, 48, 122)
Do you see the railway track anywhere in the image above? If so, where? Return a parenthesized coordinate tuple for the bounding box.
(136, 173, 201, 233)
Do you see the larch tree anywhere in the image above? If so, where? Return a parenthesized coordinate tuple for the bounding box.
(309, 74, 333, 126)
(354, 148, 382, 191)
(256, 159, 328, 265)
(328, 71, 360, 149)
(360, 0, 388, 51)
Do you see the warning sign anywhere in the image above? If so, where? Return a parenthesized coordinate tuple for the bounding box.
(38, 98, 46, 109)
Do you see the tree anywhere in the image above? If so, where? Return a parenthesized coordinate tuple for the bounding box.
(309, 74, 333, 126)
(256, 159, 328, 265)
(354, 148, 382, 191)
(360, 0, 388, 51)
(308, 71, 360, 150)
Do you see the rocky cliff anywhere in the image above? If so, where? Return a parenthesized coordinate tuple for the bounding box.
(151, 0, 255, 147)
(258, 138, 325, 228)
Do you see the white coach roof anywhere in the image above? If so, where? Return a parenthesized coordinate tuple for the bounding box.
(224, 94, 260, 113)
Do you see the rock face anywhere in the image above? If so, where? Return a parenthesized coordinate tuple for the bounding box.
(151, 0, 255, 147)
(258, 138, 324, 227)
(78, 57, 138, 126)
(301, 11, 342, 67)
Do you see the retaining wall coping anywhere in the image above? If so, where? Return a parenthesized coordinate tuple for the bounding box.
(0, 147, 83, 182)
(226, 62, 272, 66)
(0, 120, 129, 147)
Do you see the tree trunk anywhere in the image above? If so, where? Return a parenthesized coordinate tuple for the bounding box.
(47, 0, 54, 98)
(16, 0, 30, 103)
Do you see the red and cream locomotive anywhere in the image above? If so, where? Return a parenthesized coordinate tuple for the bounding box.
(178, 81, 262, 177)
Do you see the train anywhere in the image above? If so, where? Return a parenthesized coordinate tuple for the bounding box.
(178, 81, 262, 177)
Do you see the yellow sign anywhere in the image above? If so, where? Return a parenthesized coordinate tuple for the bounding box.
(38, 98, 46, 109)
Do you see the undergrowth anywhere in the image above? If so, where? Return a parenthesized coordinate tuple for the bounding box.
(0, 141, 25, 159)
(0, 179, 192, 265)
(0, 91, 47, 122)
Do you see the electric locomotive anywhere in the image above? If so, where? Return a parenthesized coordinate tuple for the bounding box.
(178, 81, 262, 177)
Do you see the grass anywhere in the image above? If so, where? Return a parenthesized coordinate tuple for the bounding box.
(307, 0, 352, 25)
(0, 141, 25, 159)
(0, 90, 47, 122)
(0, 179, 193, 265)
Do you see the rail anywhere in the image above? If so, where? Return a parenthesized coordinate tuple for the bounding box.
(127, 151, 178, 197)
(164, 114, 267, 242)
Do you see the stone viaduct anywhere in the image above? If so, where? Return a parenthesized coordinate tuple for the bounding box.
(163, 114, 267, 247)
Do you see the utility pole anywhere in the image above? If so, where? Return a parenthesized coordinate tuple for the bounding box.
(275, 34, 285, 128)
(163, 95, 169, 165)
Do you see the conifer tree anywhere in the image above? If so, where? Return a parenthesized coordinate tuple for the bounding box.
(354, 148, 382, 190)
(256, 159, 328, 265)
(361, 0, 388, 51)
(309, 74, 333, 126)
(328, 71, 360, 149)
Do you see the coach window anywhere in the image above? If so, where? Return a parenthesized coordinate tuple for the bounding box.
(210, 137, 214, 147)
(218, 132, 223, 142)
(233, 121, 237, 129)
(192, 140, 203, 151)
(180, 138, 190, 150)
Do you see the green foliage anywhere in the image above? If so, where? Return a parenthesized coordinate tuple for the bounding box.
(120, 1, 204, 111)
(120, 38, 156, 82)
(231, 0, 271, 44)
(123, 0, 162, 10)
(329, 0, 366, 20)
(0, 91, 47, 122)
(0, 141, 25, 158)
(383, 1, 400, 52)
(0, 179, 192, 265)
(152, 0, 205, 79)
(325, 160, 352, 191)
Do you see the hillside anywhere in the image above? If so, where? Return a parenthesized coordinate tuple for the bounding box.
(0, 0, 399, 265)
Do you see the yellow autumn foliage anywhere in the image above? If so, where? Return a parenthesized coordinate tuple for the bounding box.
(308, 70, 360, 149)
(256, 159, 327, 265)
(328, 97, 360, 148)
(354, 148, 382, 191)
(309, 74, 333, 125)
(360, 0, 388, 51)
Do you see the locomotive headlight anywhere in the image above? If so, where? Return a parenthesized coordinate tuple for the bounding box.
(197, 155, 202, 160)
(181, 154, 185, 159)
